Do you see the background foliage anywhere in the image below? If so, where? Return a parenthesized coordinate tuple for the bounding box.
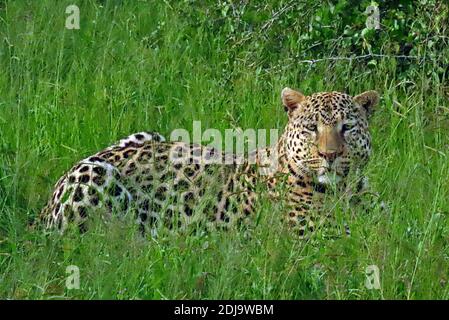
(0, 0, 448, 299)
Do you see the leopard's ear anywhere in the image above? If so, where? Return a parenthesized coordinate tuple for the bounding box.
(354, 90, 379, 117)
(281, 87, 305, 115)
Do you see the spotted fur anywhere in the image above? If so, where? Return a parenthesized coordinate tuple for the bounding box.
(40, 89, 379, 237)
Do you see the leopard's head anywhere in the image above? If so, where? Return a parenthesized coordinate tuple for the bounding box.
(281, 88, 379, 186)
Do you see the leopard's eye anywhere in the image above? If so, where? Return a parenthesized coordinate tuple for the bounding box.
(342, 123, 354, 132)
(305, 123, 317, 132)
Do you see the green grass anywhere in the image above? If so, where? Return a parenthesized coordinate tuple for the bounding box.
(1, 0, 449, 299)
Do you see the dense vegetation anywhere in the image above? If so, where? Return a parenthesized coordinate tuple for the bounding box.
(0, 0, 448, 299)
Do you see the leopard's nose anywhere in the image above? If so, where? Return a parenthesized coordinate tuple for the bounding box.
(318, 150, 341, 163)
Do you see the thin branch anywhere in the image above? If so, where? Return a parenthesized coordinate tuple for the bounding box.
(295, 53, 425, 64)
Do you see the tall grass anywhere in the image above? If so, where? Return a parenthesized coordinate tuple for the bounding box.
(0, 0, 448, 299)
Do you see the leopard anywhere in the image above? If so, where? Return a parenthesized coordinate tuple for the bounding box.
(39, 88, 379, 238)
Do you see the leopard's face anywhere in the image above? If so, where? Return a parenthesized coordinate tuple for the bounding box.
(281, 88, 379, 186)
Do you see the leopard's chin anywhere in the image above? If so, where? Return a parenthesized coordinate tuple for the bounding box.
(316, 171, 342, 186)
